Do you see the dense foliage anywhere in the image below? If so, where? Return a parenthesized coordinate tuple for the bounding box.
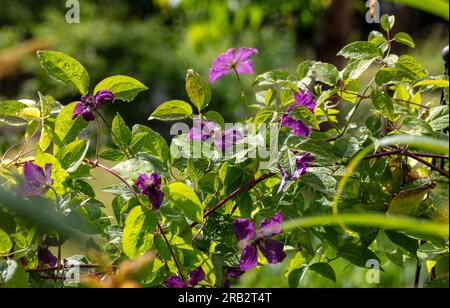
(0, 14, 449, 288)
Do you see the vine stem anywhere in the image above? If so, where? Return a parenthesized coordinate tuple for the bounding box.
(94, 115, 101, 163)
(190, 173, 275, 229)
(85, 159, 185, 281)
(404, 151, 449, 178)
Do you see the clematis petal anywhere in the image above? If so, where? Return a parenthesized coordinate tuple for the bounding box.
(189, 267, 205, 287)
(81, 107, 96, 122)
(44, 164, 53, 185)
(72, 102, 87, 120)
(258, 239, 286, 264)
(149, 172, 162, 189)
(239, 243, 259, 271)
(148, 189, 164, 209)
(19, 182, 45, 197)
(38, 248, 58, 267)
(209, 48, 236, 83)
(280, 114, 311, 137)
(235, 47, 258, 62)
(94, 90, 115, 107)
(233, 218, 256, 242)
(292, 153, 314, 179)
(164, 275, 186, 288)
(134, 174, 150, 192)
(226, 267, 245, 280)
(214, 129, 243, 152)
(235, 60, 255, 75)
(259, 212, 283, 238)
(23, 162, 47, 186)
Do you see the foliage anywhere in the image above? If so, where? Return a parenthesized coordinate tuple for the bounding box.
(0, 15, 449, 288)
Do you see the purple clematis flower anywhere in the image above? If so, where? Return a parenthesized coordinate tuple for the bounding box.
(72, 89, 115, 121)
(233, 212, 286, 271)
(279, 152, 314, 192)
(209, 47, 259, 83)
(164, 267, 205, 289)
(189, 118, 244, 152)
(38, 247, 58, 267)
(222, 267, 245, 288)
(19, 162, 53, 197)
(134, 172, 164, 209)
(281, 90, 317, 137)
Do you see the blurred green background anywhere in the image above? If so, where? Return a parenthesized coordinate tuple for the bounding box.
(1, 0, 448, 288)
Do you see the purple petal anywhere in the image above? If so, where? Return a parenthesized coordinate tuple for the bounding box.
(281, 114, 311, 137)
(258, 239, 286, 264)
(214, 129, 243, 152)
(134, 174, 150, 192)
(189, 267, 205, 287)
(38, 248, 58, 267)
(19, 182, 45, 197)
(23, 162, 47, 186)
(189, 120, 220, 141)
(208, 48, 236, 83)
(149, 172, 162, 189)
(259, 212, 283, 238)
(81, 108, 96, 122)
(239, 243, 259, 271)
(226, 267, 245, 280)
(94, 89, 115, 107)
(234, 47, 258, 62)
(292, 153, 314, 179)
(45, 164, 53, 185)
(148, 189, 164, 209)
(235, 60, 255, 75)
(72, 102, 86, 120)
(233, 219, 256, 242)
(292, 90, 316, 112)
(164, 276, 186, 288)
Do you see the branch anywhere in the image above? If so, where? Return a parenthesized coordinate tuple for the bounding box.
(404, 151, 449, 178)
(191, 173, 275, 229)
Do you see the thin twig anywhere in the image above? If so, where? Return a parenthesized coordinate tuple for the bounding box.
(404, 151, 449, 178)
(158, 223, 185, 282)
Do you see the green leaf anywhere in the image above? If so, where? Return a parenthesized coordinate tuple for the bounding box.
(289, 105, 320, 130)
(337, 41, 382, 59)
(426, 105, 449, 131)
(297, 60, 315, 79)
(333, 136, 360, 158)
(0, 260, 29, 288)
(163, 182, 203, 223)
(39, 119, 54, 152)
(53, 102, 88, 152)
(36, 50, 89, 95)
(94, 75, 148, 102)
(254, 108, 275, 125)
(0, 228, 12, 254)
(112, 154, 167, 180)
(388, 0, 449, 21)
(394, 32, 415, 48)
(385, 230, 419, 256)
(122, 206, 157, 258)
(309, 262, 336, 283)
(99, 149, 126, 162)
(285, 252, 306, 288)
(0, 100, 32, 126)
(414, 79, 449, 88)
(186, 69, 211, 111)
(371, 90, 397, 121)
(294, 139, 339, 166)
(112, 113, 132, 147)
(387, 185, 434, 217)
(308, 62, 340, 86)
(149, 100, 193, 121)
(132, 125, 170, 163)
(55, 139, 89, 173)
(381, 14, 395, 32)
(396, 55, 428, 80)
(338, 243, 380, 268)
(343, 58, 377, 80)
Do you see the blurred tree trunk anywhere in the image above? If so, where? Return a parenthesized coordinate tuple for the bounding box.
(316, 0, 355, 69)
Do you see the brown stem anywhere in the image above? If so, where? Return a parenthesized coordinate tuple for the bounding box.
(158, 223, 185, 282)
(404, 151, 449, 178)
(191, 173, 275, 229)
